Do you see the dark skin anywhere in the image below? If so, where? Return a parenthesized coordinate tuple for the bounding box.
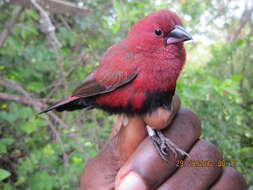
(80, 96, 246, 190)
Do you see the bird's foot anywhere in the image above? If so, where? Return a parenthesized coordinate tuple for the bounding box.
(146, 125, 190, 162)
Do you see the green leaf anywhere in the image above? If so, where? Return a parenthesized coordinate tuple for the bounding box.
(0, 138, 15, 153)
(71, 156, 83, 164)
(230, 75, 242, 82)
(0, 168, 11, 181)
(28, 171, 55, 190)
(20, 121, 37, 134)
(18, 159, 36, 175)
(113, 0, 123, 17)
(0, 138, 15, 145)
(0, 144, 7, 153)
(43, 144, 55, 156)
(239, 147, 253, 154)
(2, 183, 13, 190)
(7, 36, 21, 54)
(110, 23, 121, 34)
(235, 39, 244, 47)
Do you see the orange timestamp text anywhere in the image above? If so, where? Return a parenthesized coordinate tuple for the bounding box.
(176, 160, 237, 168)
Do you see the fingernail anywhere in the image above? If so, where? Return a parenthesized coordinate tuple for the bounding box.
(117, 171, 147, 190)
(122, 116, 128, 127)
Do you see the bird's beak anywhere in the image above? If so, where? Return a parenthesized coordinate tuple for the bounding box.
(166, 25, 192, 45)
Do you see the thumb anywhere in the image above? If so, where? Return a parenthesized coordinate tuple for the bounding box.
(115, 171, 147, 190)
(116, 115, 147, 162)
(80, 115, 147, 189)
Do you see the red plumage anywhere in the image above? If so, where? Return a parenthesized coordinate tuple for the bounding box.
(41, 9, 191, 115)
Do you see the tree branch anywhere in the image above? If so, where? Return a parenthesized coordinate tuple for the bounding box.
(229, 6, 253, 41)
(30, 0, 62, 49)
(0, 78, 34, 99)
(10, 0, 90, 17)
(0, 6, 25, 48)
(0, 78, 69, 127)
(0, 92, 43, 107)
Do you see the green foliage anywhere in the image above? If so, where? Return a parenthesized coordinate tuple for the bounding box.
(0, 0, 253, 189)
(0, 169, 11, 181)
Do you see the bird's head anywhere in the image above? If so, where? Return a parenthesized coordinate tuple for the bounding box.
(127, 9, 192, 51)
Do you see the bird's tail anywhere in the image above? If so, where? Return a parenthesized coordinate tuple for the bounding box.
(39, 96, 89, 114)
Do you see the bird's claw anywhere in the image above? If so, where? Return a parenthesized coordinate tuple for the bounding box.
(150, 129, 190, 162)
(151, 135, 169, 161)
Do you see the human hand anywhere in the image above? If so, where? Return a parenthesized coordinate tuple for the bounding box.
(80, 95, 246, 190)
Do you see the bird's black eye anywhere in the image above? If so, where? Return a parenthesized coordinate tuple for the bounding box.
(154, 29, 162, 36)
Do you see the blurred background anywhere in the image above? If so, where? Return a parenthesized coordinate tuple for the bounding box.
(0, 0, 252, 189)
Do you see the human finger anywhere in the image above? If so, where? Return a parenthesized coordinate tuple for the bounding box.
(115, 107, 201, 190)
(157, 140, 223, 190)
(80, 115, 147, 189)
(210, 167, 246, 190)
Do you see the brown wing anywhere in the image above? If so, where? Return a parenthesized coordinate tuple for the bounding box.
(72, 70, 138, 98)
(73, 39, 138, 98)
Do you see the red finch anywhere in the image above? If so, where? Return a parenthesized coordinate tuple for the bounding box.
(41, 9, 192, 161)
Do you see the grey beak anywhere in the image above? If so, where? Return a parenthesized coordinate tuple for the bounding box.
(167, 25, 192, 43)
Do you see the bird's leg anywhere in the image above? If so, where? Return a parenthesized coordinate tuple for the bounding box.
(146, 125, 190, 162)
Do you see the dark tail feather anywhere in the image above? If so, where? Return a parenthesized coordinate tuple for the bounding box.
(39, 96, 89, 114)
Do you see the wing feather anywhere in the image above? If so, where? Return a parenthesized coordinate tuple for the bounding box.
(72, 70, 138, 97)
